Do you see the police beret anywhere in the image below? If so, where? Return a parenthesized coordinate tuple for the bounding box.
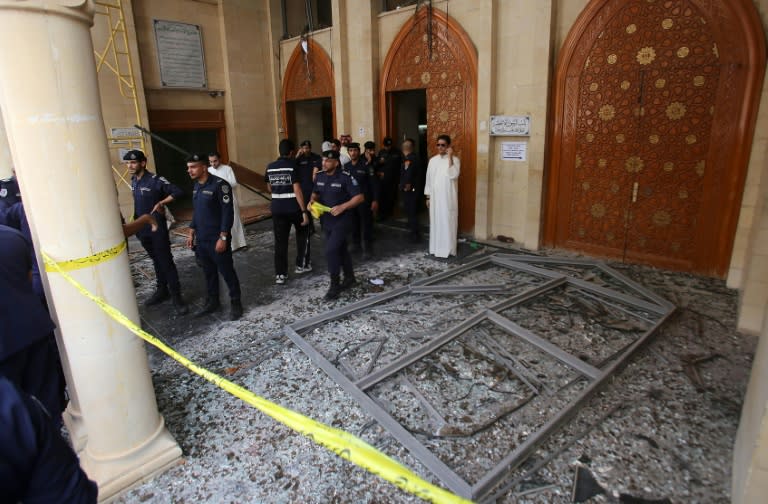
(323, 150, 340, 160)
(347, 142, 360, 150)
(123, 149, 146, 162)
(364, 141, 375, 150)
(300, 140, 312, 147)
(383, 137, 393, 146)
(186, 153, 207, 163)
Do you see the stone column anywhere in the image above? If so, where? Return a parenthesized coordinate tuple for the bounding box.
(0, 1, 181, 500)
(0, 109, 12, 178)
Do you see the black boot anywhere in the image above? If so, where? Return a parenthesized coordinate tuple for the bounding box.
(324, 275, 342, 300)
(171, 292, 189, 315)
(195, 298, 220, 317)
(341, 273, 356, 290)
(144, 286, 170, 306)
(230, 300, 243, 321)
(361, 244, 373, 261)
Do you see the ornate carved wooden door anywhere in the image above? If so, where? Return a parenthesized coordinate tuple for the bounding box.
(545, 0, 765, 276)
(380, 8, 477, 233)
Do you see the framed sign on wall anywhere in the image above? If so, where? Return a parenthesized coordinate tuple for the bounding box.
(153, 20, 207, 89)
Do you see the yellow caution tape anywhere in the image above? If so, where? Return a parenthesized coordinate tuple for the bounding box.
(43, 241, 126, 272)
(42, 251, 473, 504)
(309, 202, 331, 219)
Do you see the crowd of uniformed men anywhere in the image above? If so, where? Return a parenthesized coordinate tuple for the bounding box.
(0, 133, 427, 500)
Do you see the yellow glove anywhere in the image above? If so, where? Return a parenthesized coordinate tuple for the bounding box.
(309, 202, 331, 219)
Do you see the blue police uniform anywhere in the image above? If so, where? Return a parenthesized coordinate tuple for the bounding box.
(0, 202, 45, 302)
(131, 170, 184, 298)
(265, 156, 309, 278)
(296, 150, 322, 268)
(399, 152, 423, 242)
(0, 376, 98, 503)
(0, 175, 21, 211)
(0, 225, 64, 423)
(313, 165, 361, 295)
(191, 173, 242, 307)
(344, 156, 379, 254)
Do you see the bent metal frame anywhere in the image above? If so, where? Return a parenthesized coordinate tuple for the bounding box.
(284, 253, 675, 502)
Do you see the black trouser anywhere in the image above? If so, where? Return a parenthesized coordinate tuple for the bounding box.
(272, 211, 309, 275)
(195, 239, 241, 302)
(378, 177, 398, 219)
(138, 225, 181, 293)
(402, 190, 420, 238)
(323, 218, 353, 277)
(350, 200, 374, 248)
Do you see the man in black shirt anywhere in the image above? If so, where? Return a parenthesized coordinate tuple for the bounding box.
(266, 139, 310, 285)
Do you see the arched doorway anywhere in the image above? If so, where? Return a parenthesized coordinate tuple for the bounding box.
(282, 38, 336, 145)
(544, 0, 765, 276)
(380, 7, 477, 234)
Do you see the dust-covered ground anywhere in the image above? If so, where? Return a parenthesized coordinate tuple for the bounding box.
(114, 220, 755, 504)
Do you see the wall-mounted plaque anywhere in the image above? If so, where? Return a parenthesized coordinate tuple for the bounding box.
(153, 20, 207, 89)
(501, 141, 527, 161)
(490, 115, 531, 136)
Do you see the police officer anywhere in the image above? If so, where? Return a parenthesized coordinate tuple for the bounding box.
(295, 140, 322, 271)
(0, 225, 64, 424)
(185, 153, 243, 320)
(0, 376, 98, 503)
(400, 138, 422, 242)
(0, 172, 21, 211)
(124, 149, 188, 314)
(265, 139, 310, 284)
(309, 150, 364, 300)
(343, 142, 379, 259)
(375, 137, 403, 220)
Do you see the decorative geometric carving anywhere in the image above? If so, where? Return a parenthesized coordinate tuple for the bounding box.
(547, 0, 766, 275)
(283, 39, 334, 102)
(381, 7, 477, 233)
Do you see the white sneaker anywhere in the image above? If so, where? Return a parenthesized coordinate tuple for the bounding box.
(275, 274, 287, 285)
(295, 264, 313, 274)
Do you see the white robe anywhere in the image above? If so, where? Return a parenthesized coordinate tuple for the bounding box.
(424, 153, 460, 258)
(208, 164, 247, 250)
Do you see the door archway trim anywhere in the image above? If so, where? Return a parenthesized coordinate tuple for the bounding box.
(281, 38, 336, 139)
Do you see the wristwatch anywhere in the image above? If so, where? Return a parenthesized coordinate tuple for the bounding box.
(219, 235, 228, 241)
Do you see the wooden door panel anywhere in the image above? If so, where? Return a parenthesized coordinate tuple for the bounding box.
(546, 0, 765, 276)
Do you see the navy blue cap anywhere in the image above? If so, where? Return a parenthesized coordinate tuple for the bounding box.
(364, 141, 375, 150)
(347, 142, 360, 150)
(323, 150, 340, 160)
(186, 153, 207, 163)
(123, 149, 146, 162)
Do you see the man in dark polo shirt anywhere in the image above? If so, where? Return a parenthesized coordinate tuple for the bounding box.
(265, 139, 309, 285)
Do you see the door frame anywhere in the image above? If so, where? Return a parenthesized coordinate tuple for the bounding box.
(281, 38, 336, 141)
(379, 6, 477, 234)
(147, 109, 228, 162)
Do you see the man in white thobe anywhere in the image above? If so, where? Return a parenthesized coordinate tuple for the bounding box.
(424, 134, 460, 258)
(208, 152, 247, 250)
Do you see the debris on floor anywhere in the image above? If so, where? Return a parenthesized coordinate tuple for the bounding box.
(115, 221, 755, 503)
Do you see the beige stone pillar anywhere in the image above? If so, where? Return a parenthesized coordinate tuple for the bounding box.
(0, 108, 12, 178)
(0, 1, 181, 500)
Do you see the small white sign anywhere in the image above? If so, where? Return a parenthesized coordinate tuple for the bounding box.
(490, 115, 531, 136)
(501, 142, 527, 161)
(358, 127, 366, 137)
(110, 127, 142, 144)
